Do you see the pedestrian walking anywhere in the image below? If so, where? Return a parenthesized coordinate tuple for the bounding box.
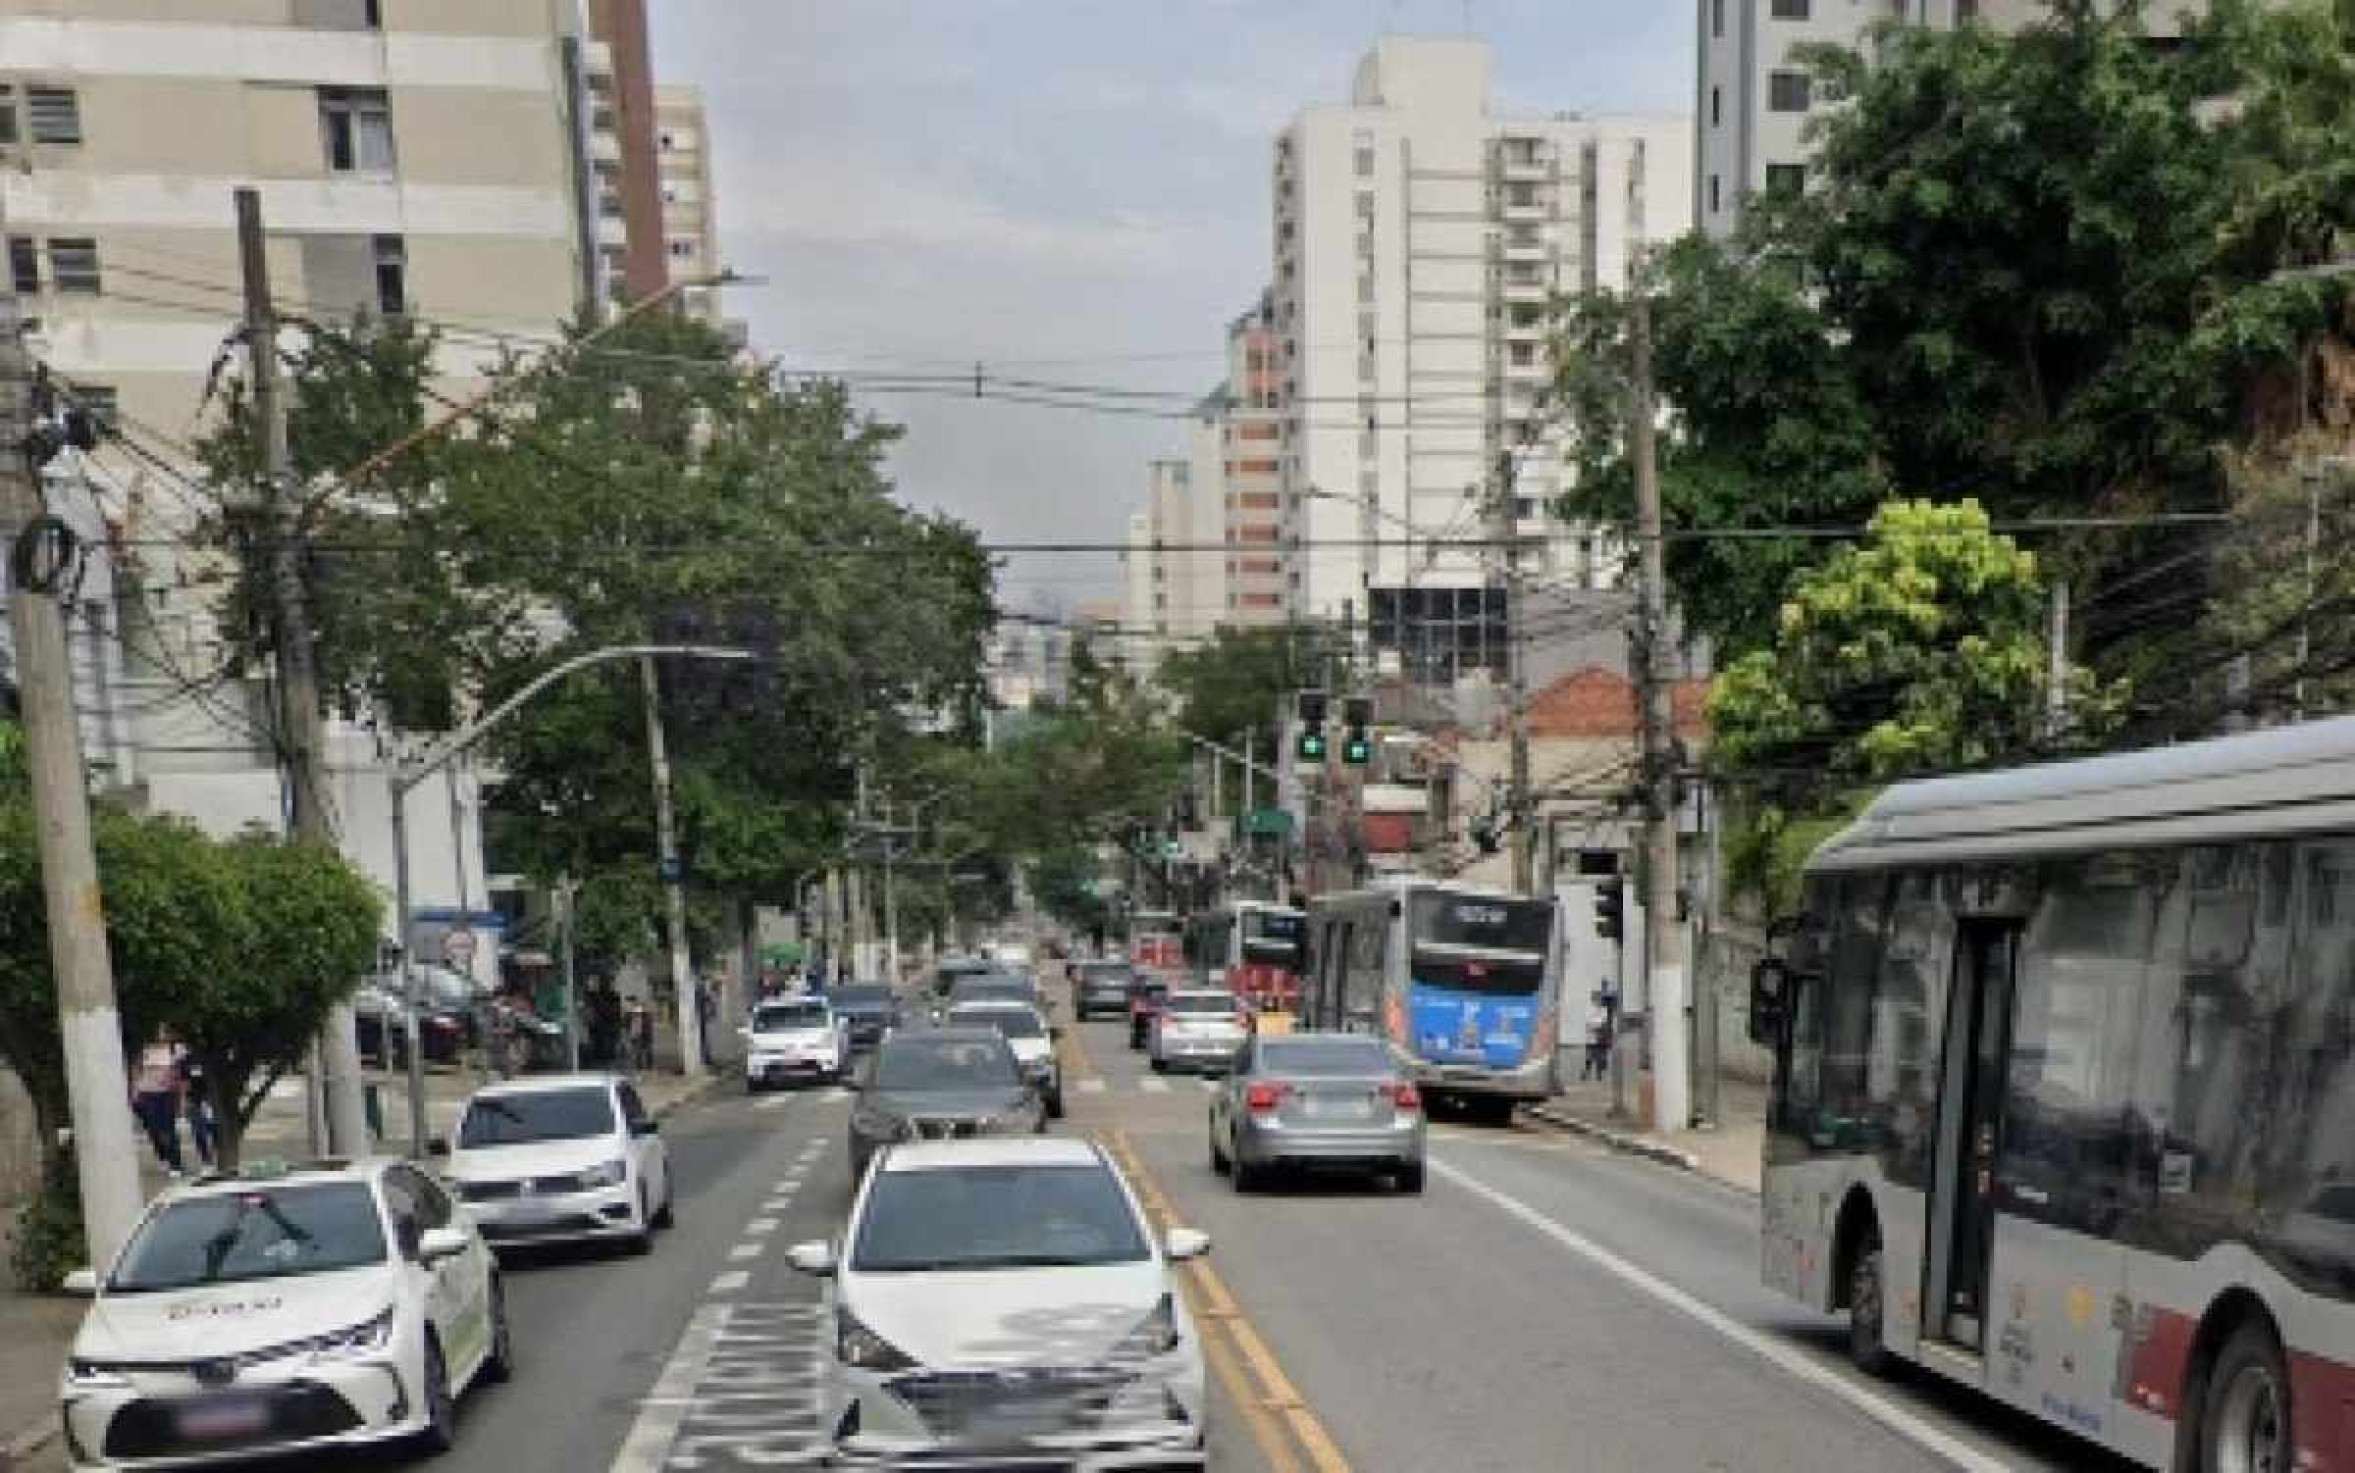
(626, 998, 654, 1071)
(1582, 987, 1614, 1082)
(130, 1029, 187, 1175)
(695, 978, 717, 1068)
(179, 1051, 218, 1169)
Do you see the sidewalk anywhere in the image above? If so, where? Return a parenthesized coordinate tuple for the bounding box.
(0, 1062, 716, 1471)
(1528, 1069, 1768, 1197)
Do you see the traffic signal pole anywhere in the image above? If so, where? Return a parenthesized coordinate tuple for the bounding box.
(1631, 281, 1689, 1134)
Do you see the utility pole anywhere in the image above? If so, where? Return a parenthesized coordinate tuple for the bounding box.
(558, 877, 580, 1072)
(0, 280, 144, 1266)
(1630, 284, 1689, 1135)
(1493, 448, 1534, 893)
(640, 656, 702, 1078)
(2046, 578, 2070, 741)
(237, 188, 367, 1153)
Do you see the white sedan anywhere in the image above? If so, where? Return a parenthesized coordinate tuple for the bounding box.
(742, 996, 849, 1090)
(437, 1073, 673, 1253)
(58, 1158, 510, 1468)
(790, 1135, 1208, 1468)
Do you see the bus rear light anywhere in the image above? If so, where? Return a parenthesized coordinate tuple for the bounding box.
(1245, 1081, 1291, 1113)
(1384, 1082, 1422, 1112)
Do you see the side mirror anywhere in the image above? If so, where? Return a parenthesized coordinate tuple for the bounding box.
(786, 1240, 836, 1276)
(1163, 1227, 1211, 1262)
(1748, 957, 1791, 1047)
(417, 1226, 470, 1264)
(61, 1267, 97, 1296)
(630, 1118, 660, 1138)
(425, 1135, 450, 1158)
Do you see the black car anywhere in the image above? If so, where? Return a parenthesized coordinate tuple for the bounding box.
(847, 1028, 1045, 1179)
(1073, 961, 1136, 1020)
(932, 957, 1001, 1002)
(828, 983, 900, 1052)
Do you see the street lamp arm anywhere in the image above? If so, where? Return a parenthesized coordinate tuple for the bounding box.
(393, 643, 753, 797)
(1179, 729, 1282, 784)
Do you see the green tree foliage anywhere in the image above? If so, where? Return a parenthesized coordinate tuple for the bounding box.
(1560, 0, 2355, 665)
(1709, 501, 2106, 795)
(1156, 625, 1322, 760)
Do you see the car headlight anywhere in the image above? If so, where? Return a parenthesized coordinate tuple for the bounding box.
(64, 1358, 132, 1389)
(577, 1158, 628, 1189)
(836, 1306, 916, 1371)
(1108, 1293, 1181, 1362)
(307, 1306, 396, 1362)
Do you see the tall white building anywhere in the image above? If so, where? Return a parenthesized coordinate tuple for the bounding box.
(1273, 38, 1690, 683)
(1698, 0, 2224, 240)
(1115, 457, 1224, 674)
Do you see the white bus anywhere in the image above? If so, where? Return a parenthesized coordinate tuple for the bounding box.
(1185, 901, 1307, 1012)
(1304, 880, 1560, 1123)
(1752, 716, 2355, 1472)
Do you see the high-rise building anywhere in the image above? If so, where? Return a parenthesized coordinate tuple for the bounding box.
(1698, 0, 2225, 240)
(1272, 38, 1690, 683)
(1193, 292, 1290, 629)
(584, 0, 666, 307)
(653, 84, 722, 323)
(1116, 457, 1224, 674)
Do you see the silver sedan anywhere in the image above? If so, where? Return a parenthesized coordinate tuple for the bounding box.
(1208, 1033, 1426, 1193)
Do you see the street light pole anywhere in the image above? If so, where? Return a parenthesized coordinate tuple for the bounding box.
(640, 655, 702, 1079)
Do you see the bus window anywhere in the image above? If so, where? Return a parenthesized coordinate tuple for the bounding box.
(1775, 880, 1836, 1144)
(1821, 875, 1890, 1152)
(2273, 841, 2355, 1299)
(1877, 872, 1955, 1190)
(1343, 921, 1385, 1029)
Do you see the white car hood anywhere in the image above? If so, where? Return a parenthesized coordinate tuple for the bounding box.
(846, 1262, 1164, 1368)
(1004, 1036, 1052, 1068)
(445, 1135, 622, 1183)
(77, 1264, 396, 1362)
(749, 1026, 837, 1051)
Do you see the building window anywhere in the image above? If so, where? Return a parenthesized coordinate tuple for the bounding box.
(1711, 0, 1725, 36)
(669, 239, 695, 258)
(26, 87, 81, 145)
(1355, 191, 1375, 221)
(1355, 146, 1374, 178)
(1710, 86, 1722, 128)
(1357, 275, 1374, 304)
(319, 87, 395, 173)
(6, 236, 35, 295)
(48, 238, 98, 294)
(371, 234, 405, 316)
(1768, 72, 1812, 113)
(1708, 174, 1721, 213)
(1771, 0, 1810, 17)
(1765, 162, 1807, 197)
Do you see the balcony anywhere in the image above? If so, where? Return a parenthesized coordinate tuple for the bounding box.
(583, 39, 614, 77)
(589, 130, 621, 165)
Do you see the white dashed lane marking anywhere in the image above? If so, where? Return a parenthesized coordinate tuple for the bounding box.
(752, 1093, 792, 1111)
(727, 1243, 761, 1262)
(1138, 1077, 1170, 1093)
(745, 1217, 777, 1235)
(708, 1270, 749, 1295)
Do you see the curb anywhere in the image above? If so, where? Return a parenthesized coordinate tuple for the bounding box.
(1525, 1103, 1705, 1174)
(1, 1411, 58, 1470)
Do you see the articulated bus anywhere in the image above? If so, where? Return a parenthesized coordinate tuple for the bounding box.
(1753, 715, 2355, 1472)
(1304, 880, 1560, 1122)
(1185, 901, 1307, 1013)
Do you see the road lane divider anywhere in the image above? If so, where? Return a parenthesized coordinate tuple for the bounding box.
(1427, 1155, 2014, 1473)
(1102, 1128, 1350, 1473)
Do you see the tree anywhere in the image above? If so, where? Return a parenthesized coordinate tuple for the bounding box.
(1157, 625, 1322, 762)
(1708, 500, 2107, 796)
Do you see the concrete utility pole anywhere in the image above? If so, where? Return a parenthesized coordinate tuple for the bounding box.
(2046, 578, 2070, 741)
(237, 188, 367, 1154)
(640, 655, 702, 1078)
(1630, 285, 1689, 1134)
(1492, 450, 1534, 893)
(0, 285, 144, 1267)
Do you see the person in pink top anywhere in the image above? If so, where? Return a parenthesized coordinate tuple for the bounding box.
(129, 1028, 186, 1174)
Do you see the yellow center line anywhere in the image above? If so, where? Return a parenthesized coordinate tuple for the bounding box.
(1102, 1126, 1354, 1473)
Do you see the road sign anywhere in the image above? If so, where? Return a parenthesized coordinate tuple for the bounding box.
(1241, 808, 1294, 838)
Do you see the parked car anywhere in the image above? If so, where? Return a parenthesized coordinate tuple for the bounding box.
(789, 1135, 1207, 1468)
(847, 1029, 1045, 1181)
(1149, 990, 1251, 1075)
(828, 984, 902, 1053)
(1209, 1033, 1425, 1193)
(353, 967, 478, 1067)
(1127, 978, 1171, 1050)
(58, 1157, 512, 1467)
(435, 1073, 673, 1253)
(1073, 960, 1137, 1020)
(741, 997, 848, 1091)
(943, 1002, 1063, 1118)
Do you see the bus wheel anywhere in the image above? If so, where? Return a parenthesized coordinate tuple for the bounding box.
(2202, 1323, 2290, 1473)
(1847, 1233, 1892, 1377)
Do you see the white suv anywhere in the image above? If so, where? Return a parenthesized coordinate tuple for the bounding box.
(742, 997, 848, 1090)
(437, 1073, 673, 1253)
(58, 1157, 510, 1468)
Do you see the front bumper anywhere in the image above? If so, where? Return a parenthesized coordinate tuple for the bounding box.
(461, 1180, 638, 1244)
(1410, 1052, 1555, 1102)
(1237, 1112, 1424, 1167)
(62, 1354, 424, 1470)
(747, 1049, 842, 1084)
(832, 1357, 1205, 1471)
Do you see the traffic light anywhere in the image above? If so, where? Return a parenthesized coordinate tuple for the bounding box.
(1595, 879, 1624, 942)
(1295, 689, 1328, 763)
(1341, 696, 1372, 766)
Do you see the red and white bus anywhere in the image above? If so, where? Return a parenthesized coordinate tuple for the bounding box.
(1186, 901, 1307, 1013)
(1751, 715, 2355, 1471)
(1127, 910, 1183, 973)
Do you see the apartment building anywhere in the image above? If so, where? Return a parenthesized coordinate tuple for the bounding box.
(0, 0, 627, 965)
(1271, 38, 1690, 684)
(652, 84, 722, 323)
(1116, 456, 1224, 674)
(1698, 0, 2222, 239)
(584, 0, 662, 307)
(1182, 291, 1291, 630)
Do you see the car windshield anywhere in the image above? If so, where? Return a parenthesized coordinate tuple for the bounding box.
(951, 980, 1032, 1005)
(109, 1183, 386, 1293)
(458, 1086, 615, 1147)
(752, 1002, 828, 1031)
(874, 1036, 1019, 1091)
(1259, 1038, 1398, 1077)
(1080, 963, 1133, 979)
(948, 1007, 1044, 1039)
(1166, 993, 1236, 1015)
(831, 986, 891, 1010)
(851, 1164, 1150, 1271)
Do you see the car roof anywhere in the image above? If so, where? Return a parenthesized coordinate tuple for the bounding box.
(170, 1155, 396, 1199)
(945, 999, 1044, 1018)
(1167, 989, 1236, 1002)
(466, 1072, 620, 1098)
(882, 1025, 1008, 1047)
(880, 1136, 1106, 1173)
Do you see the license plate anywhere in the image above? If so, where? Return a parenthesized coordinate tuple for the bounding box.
(1300, 1095, 1367, 1121)
(177, 1397, 269, 1440)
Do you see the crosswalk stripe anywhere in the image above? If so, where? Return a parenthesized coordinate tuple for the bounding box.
(1138, 1077, 1170, 1093)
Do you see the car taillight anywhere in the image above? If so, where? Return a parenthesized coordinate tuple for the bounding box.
(1245, 1081, 1290, 1113)
(1384, 1081, 1422, 1111)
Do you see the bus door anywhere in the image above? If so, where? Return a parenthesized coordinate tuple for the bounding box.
(1923, 919, 2018, 1352)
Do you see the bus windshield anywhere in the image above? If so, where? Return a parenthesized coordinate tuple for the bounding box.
(1242, 909, 1304, 963)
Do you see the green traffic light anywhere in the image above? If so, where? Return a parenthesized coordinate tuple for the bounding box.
(1342, 735, 1371, 765)
(1297, 731, 1327, 761)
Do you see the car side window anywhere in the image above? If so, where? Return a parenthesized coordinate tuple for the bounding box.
(388, 1164, 452, 1230)
(617, 1083, 650, 1132)
(380, 1173, 422, 1256)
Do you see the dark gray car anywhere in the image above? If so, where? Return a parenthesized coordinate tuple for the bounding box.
(1072, 960, 1136, 1020)
(847, 1028, 1045, 1179)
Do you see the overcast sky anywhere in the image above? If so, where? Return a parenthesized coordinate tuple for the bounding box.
(647, 2, 1692, 614)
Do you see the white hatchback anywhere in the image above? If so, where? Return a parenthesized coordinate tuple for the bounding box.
(742, 996, 848, 1090)
(790, 1136, 1208, 1468)
(437, 1074, 673, 1253)
(58, 1158, 510, 1469)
